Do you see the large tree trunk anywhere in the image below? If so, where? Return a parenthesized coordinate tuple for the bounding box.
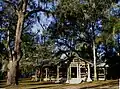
(7, 60, 19, 85)
(6, 0, 28, 85)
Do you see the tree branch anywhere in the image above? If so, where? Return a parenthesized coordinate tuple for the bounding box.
(25, 8, 54, 19)
(3, 0, 17, 11)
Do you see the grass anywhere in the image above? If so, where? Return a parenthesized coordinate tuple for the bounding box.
(0, 78, 119, 89)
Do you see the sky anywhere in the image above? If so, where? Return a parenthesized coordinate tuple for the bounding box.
(31, 0, 120, 35)
(31, 0, 57, 35)
(32, 12, 54, 34)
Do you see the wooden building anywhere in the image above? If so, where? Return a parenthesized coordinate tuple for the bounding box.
(42, 55, 108, 84)
(56, 56, 93, 84)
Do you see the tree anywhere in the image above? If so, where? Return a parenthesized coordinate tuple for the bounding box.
(99, 1, 120, 54)
(48, 0, 114, 81)
(1, 0, 55, 85)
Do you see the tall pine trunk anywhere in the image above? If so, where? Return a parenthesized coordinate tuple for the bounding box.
(6, 0, 28, 85)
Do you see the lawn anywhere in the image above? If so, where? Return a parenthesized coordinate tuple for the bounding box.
(0, 79, 119, 89)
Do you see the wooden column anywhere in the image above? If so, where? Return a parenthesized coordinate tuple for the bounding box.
(69, 65, 71, 79)
(71, 63, 82, 84)
(103, 67, 106, 80)
(77, 64, 79, 78)
(87, 63, 92, 82)
(45, 68, 48, 81)
(66, 65, 70, 83)
(56, 65, 60, 81)
(79, 64, 82, 80)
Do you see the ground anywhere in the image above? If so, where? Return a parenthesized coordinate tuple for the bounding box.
(0, 79, 119, 89)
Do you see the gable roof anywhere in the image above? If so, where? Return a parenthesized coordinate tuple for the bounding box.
(57, 53, 108, 67)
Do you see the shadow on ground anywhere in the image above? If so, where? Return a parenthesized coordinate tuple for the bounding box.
(80, 80, 118, 89)
(0, 79, 119, 89)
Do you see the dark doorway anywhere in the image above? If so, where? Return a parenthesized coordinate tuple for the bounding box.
(71, 67, 77, 78)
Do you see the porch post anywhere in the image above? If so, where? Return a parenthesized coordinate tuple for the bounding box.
(77, 64, 79, 78)
(56, 65, 60, 82)
(69, 65, 71, 79)
(66, 65, 70, 83)
(87, 63, 92, 82)
(103, 67, 106, 80)
(45, 68, 48, 81)
(79, 64, 82, 82)
(70, 63, 82, 84)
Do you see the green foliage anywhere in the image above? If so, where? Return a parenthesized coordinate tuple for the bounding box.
(48, 0, 114, 61)
(56, 0, 84, 20)
(101, 16, 120, 47)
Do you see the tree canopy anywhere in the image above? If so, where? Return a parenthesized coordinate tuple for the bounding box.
(0, 0, 120, 85)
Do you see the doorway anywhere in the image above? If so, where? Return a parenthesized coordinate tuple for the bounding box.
(71, 67, 77, 78)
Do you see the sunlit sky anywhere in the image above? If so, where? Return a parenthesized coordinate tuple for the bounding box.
(32, 12, 54, 34)
(31, 0, 57, 35)
(31, 0, 120, 35)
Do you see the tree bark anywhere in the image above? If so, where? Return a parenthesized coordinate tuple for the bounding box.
(6, 0, 28, 85)
(91, 22, 97, 81)
(7, 60, 19, 85)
